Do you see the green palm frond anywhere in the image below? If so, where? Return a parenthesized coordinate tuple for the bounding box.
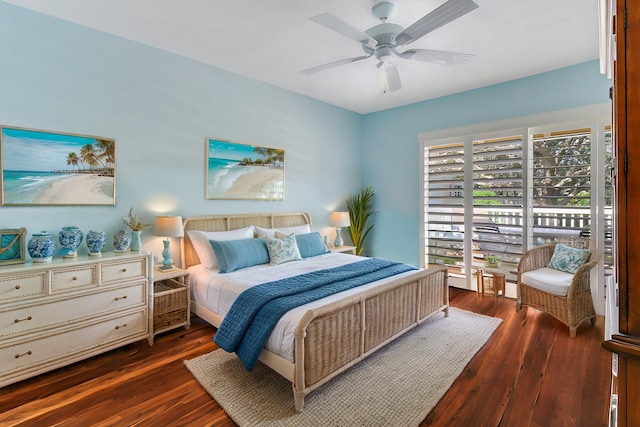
(347, 186, 375, 256)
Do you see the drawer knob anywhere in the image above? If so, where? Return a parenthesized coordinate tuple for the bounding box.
(14, 284, 20, 290)
(115, 323, 128, 330)
(72, 276, 78, 281)
(114, 295, 128, 301)
(121, 268, 127, 273)
(14, 316, 33, 323)
(15, 350, 32, 359)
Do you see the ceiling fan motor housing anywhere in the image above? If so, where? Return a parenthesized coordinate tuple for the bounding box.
(365, 22, 404, 45)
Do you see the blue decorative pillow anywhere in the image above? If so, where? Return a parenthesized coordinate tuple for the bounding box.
(209, 238, 269, 273)
(293, 232, 329, 258)
(263, 234, 302, 265)
(547, 244, 591, 274)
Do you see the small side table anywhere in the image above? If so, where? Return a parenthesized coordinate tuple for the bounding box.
(476, 267, 506, 302)
(150, 267, 190, 345)
(329, 245, 357, 255)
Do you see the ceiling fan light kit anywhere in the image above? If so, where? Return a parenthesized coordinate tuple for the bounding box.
(300, 0, 479, 93)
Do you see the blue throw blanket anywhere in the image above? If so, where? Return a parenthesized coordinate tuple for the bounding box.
(214, 258, 417, 371)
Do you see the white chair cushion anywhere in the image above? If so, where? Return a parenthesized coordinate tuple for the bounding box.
(521, 267, 574, 297)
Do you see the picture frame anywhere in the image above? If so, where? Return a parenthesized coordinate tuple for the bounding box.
(0, 227, 26, 266)
(206, 138, 285, 200)
(1, 125, 116, 206)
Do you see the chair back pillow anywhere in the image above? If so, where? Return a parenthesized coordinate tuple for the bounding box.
(547, 244, 591, 274)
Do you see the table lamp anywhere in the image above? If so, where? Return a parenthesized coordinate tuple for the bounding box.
(155, 215, 184, 270)
(330, 211, 350, 247)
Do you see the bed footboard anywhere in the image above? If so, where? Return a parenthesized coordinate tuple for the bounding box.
(292, 265, 448, 412)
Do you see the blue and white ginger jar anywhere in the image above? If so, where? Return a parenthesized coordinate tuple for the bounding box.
(86, 230, 106, 256)
(113, 229, 130, 253)
(58, 226, 83, 258)
(28, 231, 56, 263)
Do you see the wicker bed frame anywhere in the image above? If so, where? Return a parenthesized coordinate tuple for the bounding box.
(181, 212, 449, 412)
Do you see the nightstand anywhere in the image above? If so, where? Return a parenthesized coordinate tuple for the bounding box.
(329, 245, 357, 255)
(150, 267, 190, 344)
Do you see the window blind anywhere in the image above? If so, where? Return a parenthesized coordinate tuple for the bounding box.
(472, 136, 524, 269)
(425, 142, 465, 276)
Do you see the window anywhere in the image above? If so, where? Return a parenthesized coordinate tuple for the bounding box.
(420, 106, 611, 301)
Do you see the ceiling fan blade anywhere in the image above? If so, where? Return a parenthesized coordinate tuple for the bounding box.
(395, 0, 478, 46)
(310, 13, 374, 45)
(299, 54, 373, 74)
(399, 49, 474, 66)
(378, 62, 401, 92)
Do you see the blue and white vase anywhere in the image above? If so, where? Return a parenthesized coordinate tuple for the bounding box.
(113, 229, 130, 253)
(58, 226, 83, 258)
(86, 230, 107, 256)
(28, 231, 56, 263)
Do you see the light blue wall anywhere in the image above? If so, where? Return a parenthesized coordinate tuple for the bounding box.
(0, 2, 363, 263)
(0, 3, 611, 268)
(362, 60, 611, 266)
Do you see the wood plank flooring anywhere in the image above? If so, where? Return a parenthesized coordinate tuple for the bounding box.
(0, 288, 611, 426)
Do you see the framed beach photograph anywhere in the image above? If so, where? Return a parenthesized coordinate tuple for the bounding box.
(0, 126, 115, 206)
(206, 138, 285, 200)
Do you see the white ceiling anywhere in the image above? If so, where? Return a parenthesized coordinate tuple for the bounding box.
(5, 0, 600, 114)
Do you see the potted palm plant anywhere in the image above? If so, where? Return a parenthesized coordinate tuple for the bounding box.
(346, 186, 375, 256)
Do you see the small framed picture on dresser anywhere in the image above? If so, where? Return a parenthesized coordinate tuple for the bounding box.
(0, 227, 26, 266)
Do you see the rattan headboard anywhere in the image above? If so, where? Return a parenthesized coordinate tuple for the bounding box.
(180, 212, 312, 269)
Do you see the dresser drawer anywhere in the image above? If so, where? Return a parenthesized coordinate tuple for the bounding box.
(0, 282, 147, 340)
(51, 265, 97, 293)
(0, 309, 148, 381)
(0, 272, 46, 303)
(101, 258, 147, 285)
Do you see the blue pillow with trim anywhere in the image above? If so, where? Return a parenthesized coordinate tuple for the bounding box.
(547, 244, 591, 274)
(209, 238, 269, 273)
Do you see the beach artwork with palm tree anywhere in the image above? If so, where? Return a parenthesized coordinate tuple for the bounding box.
(206, 138, 284, 200)
(1, 126, 115, 205)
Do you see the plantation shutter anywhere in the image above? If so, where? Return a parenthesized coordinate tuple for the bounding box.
(604, 127, 613, 267)
(531, 129, 591, 248)
(425, 142, 465, 277)
(471, 136, 524, 272)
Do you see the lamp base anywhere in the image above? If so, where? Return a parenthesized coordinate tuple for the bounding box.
(334, 227, 344, 247)
(158, 264, 175, 271)
(160, 239, 174, 271)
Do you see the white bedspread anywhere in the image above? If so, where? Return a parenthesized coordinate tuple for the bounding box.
(188, 253, 417, 361)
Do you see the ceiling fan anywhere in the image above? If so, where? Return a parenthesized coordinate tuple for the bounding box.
(300, 0, 479, 93)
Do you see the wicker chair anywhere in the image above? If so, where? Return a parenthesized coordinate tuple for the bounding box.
(516, 244, 599, 338)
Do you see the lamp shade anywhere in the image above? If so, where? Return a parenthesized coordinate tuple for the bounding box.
(154, 215, 184, 237)
(330, 212, 350, 228)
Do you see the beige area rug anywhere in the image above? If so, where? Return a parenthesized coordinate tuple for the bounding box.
(184, 307, 501, 426)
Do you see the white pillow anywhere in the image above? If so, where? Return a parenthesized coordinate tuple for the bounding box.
(255, 224, 311, 238)
(187, 226, 254, 269)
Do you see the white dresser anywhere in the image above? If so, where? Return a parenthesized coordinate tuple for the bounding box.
(0, 252, 152, 387)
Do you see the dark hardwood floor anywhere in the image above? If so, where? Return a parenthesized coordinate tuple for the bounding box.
(0, 288, 611, 426)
